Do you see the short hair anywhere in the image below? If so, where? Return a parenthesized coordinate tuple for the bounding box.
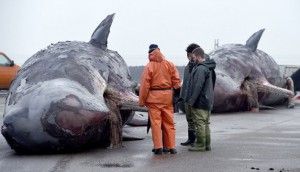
(186, 43, 200, 53)
(192, 47, 205, 58)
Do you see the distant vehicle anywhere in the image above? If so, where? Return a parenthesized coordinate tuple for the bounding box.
(0, 52, 20, 89)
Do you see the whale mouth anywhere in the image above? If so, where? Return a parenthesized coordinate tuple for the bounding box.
(1, 124, 24, 153)
(42, 94, 109, 138)
(2, 93, 111, 153)
(2, 124, 36, 154)
(56, 109, 107, 135)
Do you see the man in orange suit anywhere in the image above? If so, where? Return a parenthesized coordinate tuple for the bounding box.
(139, 44, 181, 155)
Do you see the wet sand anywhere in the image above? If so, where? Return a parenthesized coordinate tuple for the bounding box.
(0, 94, 300, 172)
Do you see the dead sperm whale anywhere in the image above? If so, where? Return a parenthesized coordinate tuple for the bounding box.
(210, 29, 295, 113)
(1, 14, 145, 153)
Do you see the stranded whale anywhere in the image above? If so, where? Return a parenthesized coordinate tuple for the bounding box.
(1, 14, 145, 153)
(210, 29, 295, 112)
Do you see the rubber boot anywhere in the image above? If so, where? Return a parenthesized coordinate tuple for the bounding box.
(153, 148, 163, 155)
(152, 147, 169, 153)
(205, 125, 211, 151)
(189, 136, 206, 151)
(163, 147, 170, 153)
(189, 125, 206, 152)
(169, 148, 177, 154)
(180, 130, 195, 146)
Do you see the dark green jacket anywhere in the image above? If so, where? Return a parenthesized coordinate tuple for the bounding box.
(180, 61, 195, 102)
(187, 59, 216, 110)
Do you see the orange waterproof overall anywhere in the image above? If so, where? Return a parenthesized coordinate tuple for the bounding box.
(139, 49, 181, 149)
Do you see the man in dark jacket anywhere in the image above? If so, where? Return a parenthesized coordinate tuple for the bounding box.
(187, 47, 216, 151)
(180, 43, 200, 146)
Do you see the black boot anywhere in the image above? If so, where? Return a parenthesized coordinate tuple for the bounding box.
(152, 147, 169, 153)
(153, 148, 163, 155)
(169, 148, 177, 154)
(180, 130, 195, 146)
(163, 147, 170, 153)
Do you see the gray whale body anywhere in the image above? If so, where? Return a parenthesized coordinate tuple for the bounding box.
(210, 29, 294, 112)
(1, 14, 141, 153)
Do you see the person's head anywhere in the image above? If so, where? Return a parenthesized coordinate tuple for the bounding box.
(186, 43, 200, 60)
(148, 44, 159, 53)
(192, 47, 205, 63)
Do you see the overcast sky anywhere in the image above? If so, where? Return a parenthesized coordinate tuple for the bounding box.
(0, 0, 299, 66)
